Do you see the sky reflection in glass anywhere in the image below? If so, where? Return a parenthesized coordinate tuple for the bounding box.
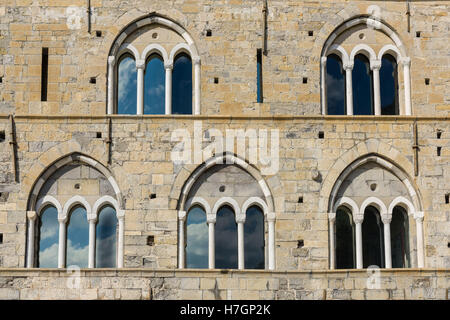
(326, 54, 346, 115)
(172, 53, 192, 114)
(117, 55, 137, 114)
(186, 206, 208, 268)
(66, 206, 89, 268)
(96, 206, 117, 268)
(144, 54, 165, 115)
(215, 206, 238, 269)
(38, 206, 59, 268)
(380, 54, 399, 115)
(352, 54, 373, 115)
(244, 206, 265, 269)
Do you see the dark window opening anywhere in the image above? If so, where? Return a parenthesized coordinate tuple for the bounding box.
(244, 206, 265, 269)
(257, 49, 263, 103)
(172, 53, 192, 114)
(353, 54, 374, 115)
(380, 54, 399, 115)
(335, 207, 355, 269)
(215, 205, 238, 269)
(41, 48, 49, 102)
(362, 206, 385, 268)
(391, 206, 410, 268)
(326, 54, 346, 115)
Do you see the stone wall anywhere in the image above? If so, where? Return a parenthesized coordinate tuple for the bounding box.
(0, 269, 447, 300)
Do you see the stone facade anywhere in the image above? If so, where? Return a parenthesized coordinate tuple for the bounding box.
(0, 0, 449, 299)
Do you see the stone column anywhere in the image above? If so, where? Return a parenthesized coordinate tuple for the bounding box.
(343, 63, 354, 115)
(58, 216, 67, 268)
(207, 213, 216, 269)
(26, 211, 37, 268)
(107, 56, 115, 115)
(193, 57, 201, 115)
(382, 214, 392, 269)
(354, 214, 364, 269)
(371, 59, 382, 115)
(321, 56, 327, 115)
(328, 212, 336, 270)
(164, 63, 173, 115)
(178, 210, 186, 269)
(88, 214, 97, 268)
(414, 211, 424, 268)
(267, 212, 276, 270)
(236, 214, 246, 270)
(136, 59, 145, 115)
(117, 210, 125, 268)
(402, 57, 412, 115)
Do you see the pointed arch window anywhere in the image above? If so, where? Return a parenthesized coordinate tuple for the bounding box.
(66, 206, 89, 268)
(215, 205, 238, 269)
(144, 54, 165, 115)
(186, 205, 209, 269)
(38, 206, 59, 268)
(116, 55, 137, 114)
(172, 53, 193, 115)
(335, 207, 355, 269)
(95, 206, 117, 268)
(326, 54, 346, 115)
(380, 54, 399, 115)
(244, 205, 265, 269)
(352, 54, 374, 115)
(362, 206, 385, 268)
(391, 206, 410, 268)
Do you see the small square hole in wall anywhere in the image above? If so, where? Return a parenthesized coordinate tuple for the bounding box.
(0, 234, 3, 244)
(445, 194, 449, 204)
(448, 242, 450, 248)
(318, 131, 324, 139)
(96, 132, 102, 139)
(206, 29, 212, 37)
(437, 130, 442, 139)
(0, 77, 3, 83)
(214, 77, 219, 84)
(0, 131, 5, 142)
(147, 235, 154, 246)
(298, 196, 303, 203)
(95, 30, 102, 37)
(416, 31, 421, 38)
(308, 31, 313, 37)
(297, 240, 304, 248)
(150, 193, 156, 199)
(425, 78, 430, 85)
(437, 146, 442, 156)
(302, 77, 308, 84)
(90, 77, 96, 84)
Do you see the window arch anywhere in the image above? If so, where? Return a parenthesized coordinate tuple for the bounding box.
(37, 205, 59, 268)
(185, 205, 208, 269)
(107, 15, 201, 115)
(116, 54, 137, 115)
(66, 205, 89, 268)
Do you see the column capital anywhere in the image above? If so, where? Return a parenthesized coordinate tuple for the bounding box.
(381, 214, 392, 224)
(401, 57, 411, 67)
(343, 62, 354, 71)
(27, 211, 37, 221)
(178, 210, 187, 221)
(414, 211, 424, 222)
(370, 59, 382, 70)
(108, 56, 116, 66)
(207, 213, 216, 224)
(87, 213, 97, 223)
(117, 209, 125, 219)
(136, 59, 145, 70)
(164, 63, 173, 70)
(235, 214, 246, 224)
(192, 56, 201, 66)
(58, 214, 68, 224)
(328, 212, 336, 222)
(321, 56, 327, 65)
(267, 212, 276, 222)
(354, 214, 364, 224)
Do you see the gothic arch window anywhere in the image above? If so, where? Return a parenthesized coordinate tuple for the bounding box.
(244, 205, 265, 269)
(362, 206, 385, 268)
(185, 205, 208, 269)
(107, 15, 201, 115)
(380, 54, 399, 115)
(326, 54, 346, 115)
(215, 205, 238, 269)
(37, 205, 59, 268)
(66, 205, 89, 268)
(321, 17, 412, 116)
(352, 54, 374, 115)
(117, 54, 137, 114)
(172, 53, 193, 114)
(391, 206, 410, 268)
(144, 53, 165, 115)
(96, 205, 118, 268)
(335, 206, 355, 269)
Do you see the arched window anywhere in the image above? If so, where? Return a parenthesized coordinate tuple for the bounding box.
(38, 206, 59, 268)
(362, 206, 384, 268)
(326, 54, 346, 115)
(186, 206, 208, 268)
(335, 207, 355, 269)
(215, 205, 238, 269)
(353, 54, 374, 115)
(391, 206, 410, 268)
(117, 55, 137, 114)
(66, 206, 89, 268)
(172, 53, 192, 114)
(96, 206, 117, 268)
(244, 205, 265, 269)
(144, 54, 165, 115)
(380, 54, 399, 115)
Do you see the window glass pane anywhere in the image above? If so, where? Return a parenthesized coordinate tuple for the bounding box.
(380, 54, 399, 115)
(335, 207, 355, 269)
(362, 206, 384, 268)
(96, 206, 117, 268)
(172, 53, 192, 114)
(244, 206, 265, 269)
(186, 206, 208, 268)
(117, 55, 137, 114)
(391, 206, 410, 268)
(144, 54, 165, 115)
(38, 206, 59, 268)
(66, 206, 89, 268)
(215, 205, 238, 269)
(326, 54, 346, 115)
(353, 54, 373, 115)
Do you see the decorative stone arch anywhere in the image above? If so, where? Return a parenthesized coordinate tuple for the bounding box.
(388, 196, 415, 216)
(185, 196, 211, 214)
(332, 196, 359, 216)
(241, 196, 269, 217)
(212, 196, 242, 222)
(36, 195, 62, 216)
(378, 44, 403, 62)
(62, 195, 92, 223)
(359, 196, 388, 217)
(92, 195, 121, 219)
(168, 43, 195, 65)
(349, 44, 377, 66)
(117, 43, 140, 61)
(106, 13, 201, 115)
(141, 43, 169, 64)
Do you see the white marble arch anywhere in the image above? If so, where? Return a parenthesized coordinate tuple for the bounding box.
(117, 42, 139, 60)
(212, 196, 242, 220)
(359, 196, 388, 217)
(185, 196, 211, 214)
(141, 43, 169, 63)
(350, 43, 377, 65)
(36, 195, 62, 216)
(332, 196, 359, 217)
(241, 196, 269, 217)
